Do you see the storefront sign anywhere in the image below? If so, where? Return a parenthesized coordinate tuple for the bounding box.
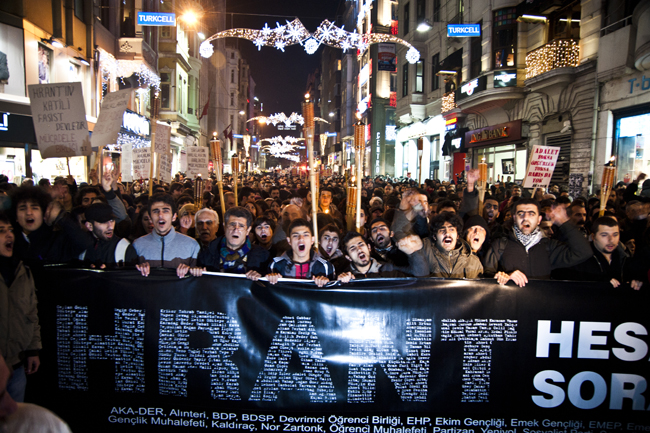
(456, 75, 487, 101)
(377, 43, 396, 72)
(523, 145, 560, 188)
(628, 75, 650, 94)
(374, 131, 381, 174)
(465, 119, 523, 148)
(154, 123, 171, 154)
(447, 24, 481, 37)
(445, 117, 457, 131)
(186, 146, 209, 178)
(28, 268, 648, 433)
(122, 110, 150, 137)
(493, 70, 517, 88)
(137, 12, 176, 26)
(132, 146, 151, 179)
(28, 82, 91, 158)
(91, 89, 132, 149)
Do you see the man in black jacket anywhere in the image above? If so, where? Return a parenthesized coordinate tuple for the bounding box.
(552, 217, 643, 290)
(369, 217, 409, 267)
(80, 202, 138, 267)
(483, 198, 592, 287)
(194, 207, 269, 280)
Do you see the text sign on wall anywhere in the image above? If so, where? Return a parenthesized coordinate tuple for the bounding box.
(28, 82, 91, 158)
(29, 269, 649, 433)
(137, 12, 176, 26)
(91, 89, 132, 149)
(456, 75, 487, 101)
(523, 145, 560, 189)
(447, 24, 481, 37)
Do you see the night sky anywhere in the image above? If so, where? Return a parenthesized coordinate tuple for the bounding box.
(225, 0, 344, 115)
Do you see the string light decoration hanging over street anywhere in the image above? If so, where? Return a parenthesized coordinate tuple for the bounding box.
(247, 112, 329, 128)
(200, 18, 420, 63)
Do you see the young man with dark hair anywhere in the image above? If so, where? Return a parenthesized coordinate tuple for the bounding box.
(267, 218, 333, 287)
(194, 207, 269, 280)
(252, 216, 276, 251)
(553, 217, 643, 290)
(318, 187, 343, 222)
(368, 217, 409, 267)
(10, 186, 92, 266)
(133, 193, 200, 278)
(318, 223, 347, 273)
(80, 202, 138, 267)
(75, 186, 102, 207)
(484, 198, 592, 286)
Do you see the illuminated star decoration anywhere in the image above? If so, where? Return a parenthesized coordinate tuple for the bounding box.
(247, 112, 329, 128)
(200, 18, 420, 63)
(260, 136, 305, 162)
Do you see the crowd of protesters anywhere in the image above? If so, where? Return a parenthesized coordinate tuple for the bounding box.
(0, 166, 649, 424)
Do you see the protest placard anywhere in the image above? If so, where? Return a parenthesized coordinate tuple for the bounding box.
(157, 151, 173, 183)
(186, 146, 209, 178)
(28, 82, 91, 158)
(90, 89, 132, 149)
(153, 123, 171, 154)
(522, 145, 560, 189)
(132, 146, 151, 180)
(120, 142, 133, 182)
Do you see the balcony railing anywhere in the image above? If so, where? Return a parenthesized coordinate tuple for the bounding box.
(525, 39, 579, 80)
(441, 91, 456, 113)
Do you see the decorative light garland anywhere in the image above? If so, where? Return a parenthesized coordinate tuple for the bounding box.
(116, 60, 161, 93)
(247, 112, 329, 128)
(260, 136, 305, 148)
(441, 91, 456, 113)
(200, 18, 420, 63)
(385, 125, 397, 141)
(525, 39, 579, 80)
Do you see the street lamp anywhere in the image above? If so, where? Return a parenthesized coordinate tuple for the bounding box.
(417, 19, 432, 32)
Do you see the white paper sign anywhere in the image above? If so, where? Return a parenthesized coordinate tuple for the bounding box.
(91, 89, 132, 149)
(523, 145, 560, 189)
(132, 146, 151, 180)
(186, 146, 209, 178)
(154, 123, 171, 154)
(121, 143, 133, 182)
(28, 82, 91, 158)
(157, 151, 173, 183)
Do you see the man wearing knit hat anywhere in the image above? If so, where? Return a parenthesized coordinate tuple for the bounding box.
(462, 215, 489, 257)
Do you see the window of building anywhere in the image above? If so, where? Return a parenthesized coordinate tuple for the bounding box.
(231, 52, 235, 59)
(161, 27, 171, 38)
(403, 3, 410, 36)
(492, 8, 517, 69)
(160, 73, 171, 109)
(74, 0, 84, 20)
(230, 92, 234, 106)
(178, 74, 183, 114)
(470, 21, 482, 78)
(416, 0, 425, 23)
(415, 61, 424, 93)
(402, 63, 409, 97)
(548, 1, 581, 41)
(120, 0, 136, 37)
(231, 69, 235, 83)
(99, 0, 110, 27)
(433, 0, 441, 22)
(614, 109, 650, 184)
(431, 53, 440, 91)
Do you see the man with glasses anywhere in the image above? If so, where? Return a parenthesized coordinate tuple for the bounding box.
(193, 207, 270, 281)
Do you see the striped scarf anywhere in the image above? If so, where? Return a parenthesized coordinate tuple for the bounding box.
(219, 238, 251, 273)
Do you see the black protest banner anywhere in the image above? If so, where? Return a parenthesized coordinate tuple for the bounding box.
(27, 268, 649, 433)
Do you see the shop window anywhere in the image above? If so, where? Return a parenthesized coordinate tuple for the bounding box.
(403, 3, 410, 36)
(160, 73, 170, 109)
(402, 63, 409, 97)
(492, 8, 516, 69)
(431, 53, 440, 91)
(548, 1, 581, 41)
(470, 21, 482, 78)
(615, 111, 650, 184)
(433, 0, 441, 22)
(38, 44, 52, 84)
(415, 61, 424, 93)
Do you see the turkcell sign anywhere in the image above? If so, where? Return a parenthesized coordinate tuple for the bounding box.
(137, 12, 176, 26)
(447, 24, 481, 37)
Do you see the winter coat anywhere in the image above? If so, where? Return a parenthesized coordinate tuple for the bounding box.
(269, 250, 334, 279)
(198, 236, 270, 274)
(414, 238, 483, 279)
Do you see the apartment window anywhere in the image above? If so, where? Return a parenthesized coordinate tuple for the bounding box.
(178, 74, 184, 113)
(230, 93, 234, 106)
(549, 2, 581, 41)
(402, 63, 409, 97)
(99, 0, 110, 27)
(416, 0, 425, 23)
(403, 3, 410, 36)
(161, 27, 171, 38)
(415, 61, 424, 93)
(231, 52, 235, 59)
(433, 0, 441, 22)
(493, 8, 517, 68)
(231, 69, 235, 83)
(74, 0, 84, 20)
(120, 0, 136, 37)
(160, 73, 170, 109)
(431, 53, 440, 91)
(470, 21, 482, 78)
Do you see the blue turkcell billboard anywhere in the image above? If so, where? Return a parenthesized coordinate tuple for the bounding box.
(447, 24, 481, 37)
(137, 12, 176, 26)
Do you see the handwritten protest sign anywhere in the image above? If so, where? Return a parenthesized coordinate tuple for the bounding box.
(90, 89, 132, 149)
(522, 145, 560, 189)
(132, 146, 151, 180)
(28, 82, 91, 158)
(157, 151, 172, 183)
(154, 123, 171, 154)
(186, 146, 209, 178)
(120, 143, 133, 182)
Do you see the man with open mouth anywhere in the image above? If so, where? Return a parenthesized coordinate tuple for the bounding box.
(267, 218, 334, 287)
(193, 207, 269, 281)
(368, 217, 410, 268)
(317, 223, 348, 274)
